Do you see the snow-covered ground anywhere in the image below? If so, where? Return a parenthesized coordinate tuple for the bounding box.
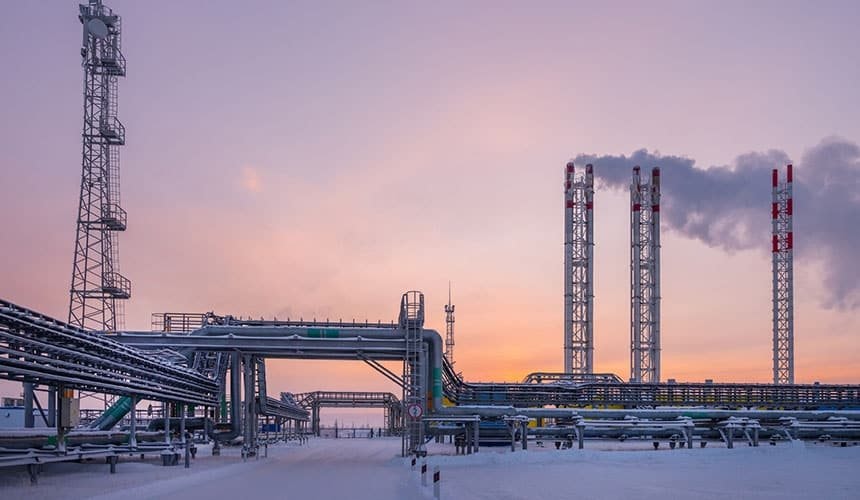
(1, 437, 858, 499)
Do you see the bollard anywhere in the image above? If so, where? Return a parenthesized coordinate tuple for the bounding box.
(433, 466, 440, 499)
(411, 457, 416, 470)
(421, 461, 427, 486)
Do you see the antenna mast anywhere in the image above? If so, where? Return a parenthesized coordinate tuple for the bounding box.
(444, 282, 455, 366)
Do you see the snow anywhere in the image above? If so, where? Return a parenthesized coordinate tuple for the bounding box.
(1, 438, 858, 499)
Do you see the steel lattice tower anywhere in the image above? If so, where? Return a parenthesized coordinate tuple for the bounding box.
(772, 164, 794, 384)
(69, 0, 130, 332)
(563, 162, 595, 374)
(444, 282, 455, 367)
(630, 166, 661, 383)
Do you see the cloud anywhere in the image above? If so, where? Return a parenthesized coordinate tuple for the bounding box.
(240, 166, 263, 193)
(574, 137, 860, 310)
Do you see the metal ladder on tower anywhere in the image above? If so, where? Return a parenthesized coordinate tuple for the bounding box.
(400, 291, 426, 457)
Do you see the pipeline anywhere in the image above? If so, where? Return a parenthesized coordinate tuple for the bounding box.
(436, 405, 578, 420)
(0, 430, 165, 450)
(183, 325, 445, 413)
(573, 409, 860, 421)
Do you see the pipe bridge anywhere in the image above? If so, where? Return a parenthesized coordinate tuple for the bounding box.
(289, 391, 402, 436)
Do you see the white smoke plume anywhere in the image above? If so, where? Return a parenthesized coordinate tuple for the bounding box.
(575, 137, 860, 309)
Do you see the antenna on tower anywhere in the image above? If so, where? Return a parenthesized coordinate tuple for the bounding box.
(444, 281, 455, 367)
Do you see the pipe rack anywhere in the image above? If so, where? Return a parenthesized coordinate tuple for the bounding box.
(0, 298, 217, 406)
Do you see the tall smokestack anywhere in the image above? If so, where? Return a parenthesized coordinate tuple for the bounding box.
(630, 166, 660, 383)
(564, 161, 594, 374)
(772, 164, 795, 384)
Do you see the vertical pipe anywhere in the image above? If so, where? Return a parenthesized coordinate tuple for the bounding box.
(179, 403, 186, 446)
(180, 403, 189, 468)
(47, 387, 56, 427)
(23, 383, 35, 428)
(466, 424, 472, 454)
(231, 351, 241, 432)
(129, 395, 137, 449)
(772, 168, 780, 384)
(474, 419, 480, 453)
(630, 166, 642, 382)
(243, 355, 254, 454)
(786, 164, 794, 384)
(521, 421, 528, 450)
(56, 385, 66, 453)
(164, 401, 170, 445)
(585, 164, 595, 374)
(651, 167, 661, 383)
(564, 161, 574, 373)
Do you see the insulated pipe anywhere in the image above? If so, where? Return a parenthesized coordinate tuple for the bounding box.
(573, 409, 860, 421)
(0, 331, 215, 403)
(436, 406, 579, 419)
(23, 383, 35, 428)
(183, 325, 445, 413)
(0, 430, 166, 450)
(651, 167, 661, 383)
(205, 353, 243, 443)
(224, 352, 243, 441)
(0, 304, 215, 385)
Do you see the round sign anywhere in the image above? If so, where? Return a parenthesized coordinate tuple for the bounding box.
(407, 403, 423, 419)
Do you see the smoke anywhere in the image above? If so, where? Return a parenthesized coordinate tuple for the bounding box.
(574, 137, 860, 310)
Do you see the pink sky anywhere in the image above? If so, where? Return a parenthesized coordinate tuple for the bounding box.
(1, 2, 858, 415)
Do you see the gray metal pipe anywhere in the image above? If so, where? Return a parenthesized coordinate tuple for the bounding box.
(179, 325, 446, 413)
(223, 352, 243, 441)
(574, 409, 860, 421)
(0, 330, 215, 404)
(437, 406, 579, 419)
(0, 430, 165, 450)
(204, 352, 243, 443)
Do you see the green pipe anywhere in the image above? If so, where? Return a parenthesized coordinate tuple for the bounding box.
(88, 396, 134, 430)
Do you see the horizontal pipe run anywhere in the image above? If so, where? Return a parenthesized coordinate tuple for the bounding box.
(0, 430, 167, 450)
(0, 332, 215, 403)
(0, 300, 217, 405)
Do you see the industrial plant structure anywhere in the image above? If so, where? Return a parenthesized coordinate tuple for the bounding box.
(2, 0, 860, 487)
(630, 166, 661, 383)
(563, 162, 595, 375)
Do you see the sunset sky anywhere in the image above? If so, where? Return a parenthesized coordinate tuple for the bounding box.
(1, 1, 859, 422)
